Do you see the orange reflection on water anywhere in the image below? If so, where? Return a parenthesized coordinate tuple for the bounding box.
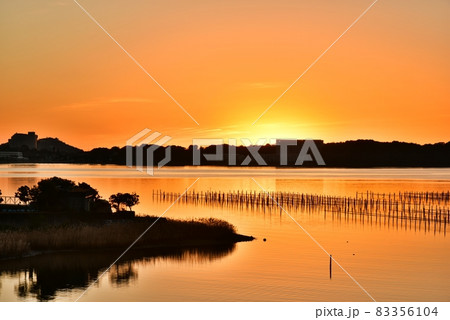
(0, 165, 449, 301)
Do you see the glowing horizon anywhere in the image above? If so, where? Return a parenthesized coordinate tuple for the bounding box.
(1, 0, 449, 150)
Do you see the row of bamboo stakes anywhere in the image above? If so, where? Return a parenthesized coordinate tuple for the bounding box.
(153, 190, 450, 227)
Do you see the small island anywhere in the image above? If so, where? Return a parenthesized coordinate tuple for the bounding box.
(0, 177, 254, 259)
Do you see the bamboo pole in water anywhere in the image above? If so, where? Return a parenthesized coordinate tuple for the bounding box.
(329, 255, 332, 279)
(154, 189, 449, 228)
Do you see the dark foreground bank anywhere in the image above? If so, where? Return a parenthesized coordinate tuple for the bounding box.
(0, 215, 254, 259)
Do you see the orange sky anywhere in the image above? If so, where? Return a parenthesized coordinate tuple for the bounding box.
(0, 0, 449, 150)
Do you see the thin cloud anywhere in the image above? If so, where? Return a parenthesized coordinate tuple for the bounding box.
(56, 97, 156, 110)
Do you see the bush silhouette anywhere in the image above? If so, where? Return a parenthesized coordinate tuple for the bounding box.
(109, 192, 140, 212)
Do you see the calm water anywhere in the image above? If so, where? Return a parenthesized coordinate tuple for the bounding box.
(0, 164, 449, 302)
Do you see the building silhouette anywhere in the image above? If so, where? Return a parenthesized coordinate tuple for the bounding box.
(8, 132, 38, 150)
(0, 151, 24, 160)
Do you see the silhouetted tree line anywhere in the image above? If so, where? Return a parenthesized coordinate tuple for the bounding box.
(12, 177, 139, 213)
(2, 139, 450, 167)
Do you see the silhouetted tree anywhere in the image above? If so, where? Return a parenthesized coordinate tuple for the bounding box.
(29, 177, 76, 211)
(109, 193, 139, 212)
(28, 177, 101, 212)
(15, 185, 32, 204)
(0, 189, 3, 204)
(109, 193, 121, 212)
(74, 182, 99, 200)
(124, 193, 139, 211)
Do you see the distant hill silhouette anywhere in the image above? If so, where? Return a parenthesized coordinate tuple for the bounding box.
(37, 137, 83, 154)
(1, 136, 449, 167)
(0, 136, 83, 162)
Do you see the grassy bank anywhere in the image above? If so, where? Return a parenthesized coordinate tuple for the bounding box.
(0, 216, 254, 259)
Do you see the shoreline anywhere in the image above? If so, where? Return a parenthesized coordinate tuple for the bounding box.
(2, 161, 450, 169)
(0, 233, 254, 262)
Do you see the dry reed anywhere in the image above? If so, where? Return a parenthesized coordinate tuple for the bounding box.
(0, 217, 240, 259)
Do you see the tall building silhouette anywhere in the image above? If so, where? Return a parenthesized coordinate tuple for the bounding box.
(8, 131, 38, 150)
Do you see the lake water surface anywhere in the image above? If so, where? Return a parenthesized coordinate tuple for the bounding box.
(0, 164, 449, 302)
